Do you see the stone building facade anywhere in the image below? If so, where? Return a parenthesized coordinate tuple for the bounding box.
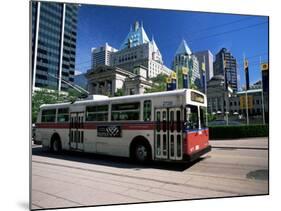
(86, 65, 152, 96)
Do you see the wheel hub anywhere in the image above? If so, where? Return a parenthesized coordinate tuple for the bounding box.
(53, 140, 58, 151)
(136, 146, 147, 161)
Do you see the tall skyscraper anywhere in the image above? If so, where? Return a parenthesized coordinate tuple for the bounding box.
(111, 21, 173, 78)
(172, 40, 201, 89)
(193, 50, 214, 82)
(91, 43, 118, 69)
(31, 1, 78, 92)
(213, 48, 238, 92)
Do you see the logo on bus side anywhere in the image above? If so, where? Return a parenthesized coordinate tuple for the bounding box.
(97, 126, 122, 137)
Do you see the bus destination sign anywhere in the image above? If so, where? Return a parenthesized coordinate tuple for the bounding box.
(97, 125, 122, 137)
(191, 91, 204, 103)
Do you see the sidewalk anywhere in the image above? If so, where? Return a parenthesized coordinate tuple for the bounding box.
(210, 137, 268, 149)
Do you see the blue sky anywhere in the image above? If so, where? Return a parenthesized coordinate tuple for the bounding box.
(75, 4, 268, 89)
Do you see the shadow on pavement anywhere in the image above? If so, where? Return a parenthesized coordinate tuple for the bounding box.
(246, 169, 269, 181)
(32, 145, 204, 172)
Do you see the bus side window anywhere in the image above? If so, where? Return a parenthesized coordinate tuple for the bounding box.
(57, 108, 69, 122)
(86, 105, 108, 121)
(143, 100, 151, 121)
(111, 102, 140, 121)
(41, 109, 56, 122)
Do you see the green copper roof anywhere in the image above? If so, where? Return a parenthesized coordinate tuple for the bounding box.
(120, 21, 150, 50)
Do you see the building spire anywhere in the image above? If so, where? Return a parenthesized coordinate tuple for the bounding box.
(134, 21, 139, 31)
(119, 20, 150, 50)
(175, 39, 192, 55)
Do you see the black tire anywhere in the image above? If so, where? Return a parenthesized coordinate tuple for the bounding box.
(133, 142, 151, 163)
(51, 138, 62, 153)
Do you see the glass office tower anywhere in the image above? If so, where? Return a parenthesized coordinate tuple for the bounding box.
(213, 48, 238, 92)
(31, 1, 78, 92)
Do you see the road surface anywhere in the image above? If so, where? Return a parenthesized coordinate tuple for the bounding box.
(31, 137, 268, 210)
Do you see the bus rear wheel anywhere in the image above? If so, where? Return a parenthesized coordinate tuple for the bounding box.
(133, 143, 151, 163)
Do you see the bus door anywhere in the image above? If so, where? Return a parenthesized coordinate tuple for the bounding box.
(155, 108, 168, 159)
(169, 108, 183, 160)
(69, 112, 84, 151)
(155, 108, 183, 160)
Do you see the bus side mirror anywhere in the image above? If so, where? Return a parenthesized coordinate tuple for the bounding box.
(186, 108, 191, 115)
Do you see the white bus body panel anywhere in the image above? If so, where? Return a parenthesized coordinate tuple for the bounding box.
(35, 89, 207, 160)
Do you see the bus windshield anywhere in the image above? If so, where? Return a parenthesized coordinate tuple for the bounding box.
(184, 105, 207, 130)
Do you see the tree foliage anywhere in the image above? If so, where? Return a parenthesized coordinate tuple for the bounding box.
(32, 88, 81, 123)
(207, 112, 217, 122)
(114, 88, 124, 96)
(144, 73, 167, 93)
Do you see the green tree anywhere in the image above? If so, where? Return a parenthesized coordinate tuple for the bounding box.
(114, 88, 124, 96)
(207, 112, 217, 122)
(145, 73, 167, 93)
(190, 82, 198, 90)
(32, 88, 81, 123)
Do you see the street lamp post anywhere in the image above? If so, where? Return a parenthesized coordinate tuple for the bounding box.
(225, 111, 229, 126)
(260, 56, 266, 125)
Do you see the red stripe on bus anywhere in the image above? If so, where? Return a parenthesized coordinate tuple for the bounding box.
(36, 123, 69, 128)
(123, 124, 155, 130)
(83, 123, 96, 129)
(36, 122, 155, 130)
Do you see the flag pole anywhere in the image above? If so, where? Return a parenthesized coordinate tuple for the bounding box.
(260, 57, 266, 125)
(203, 56, 208, 126)
(223, 54, 229, 126)
(244, 54, 249, 125)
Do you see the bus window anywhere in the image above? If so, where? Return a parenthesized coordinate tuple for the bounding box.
(185, 105, 199, 129)
(156, 111, 161, 132)
(86, 105, 108, 121)
(77, 130, 80, 143)
(170, 110, 174, 132)
(81, 131, 84, 143)
(143, 100, 151, 121)
(41, 109, 56, 122)
(81, 116, 84, 128)
(176, 110, 181, 132)
(75, 116, 78, 128)
(163, 134, 167, 156)
(78, 117, 81, 128)
(170, 135, 174, 157)
(162, 111, 167, 132)
(200, 107, 207, 128)
(111, 102, 140, 121)
(57, 108, 69, 122)
(156, 134, 161, 156)
(177, 135, 181, 157)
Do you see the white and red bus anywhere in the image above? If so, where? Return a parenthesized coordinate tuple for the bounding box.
(35, 89, 211, 163)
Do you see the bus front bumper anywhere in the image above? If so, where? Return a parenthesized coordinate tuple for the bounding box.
(183, 145, 212, 162)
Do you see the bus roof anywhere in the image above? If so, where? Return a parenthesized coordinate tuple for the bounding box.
(40, 89, 205, 109)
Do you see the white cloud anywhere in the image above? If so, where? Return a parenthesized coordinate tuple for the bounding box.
(75, 70, 82, 75)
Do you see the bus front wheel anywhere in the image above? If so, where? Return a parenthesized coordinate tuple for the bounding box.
(133, 142, 151, 163)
